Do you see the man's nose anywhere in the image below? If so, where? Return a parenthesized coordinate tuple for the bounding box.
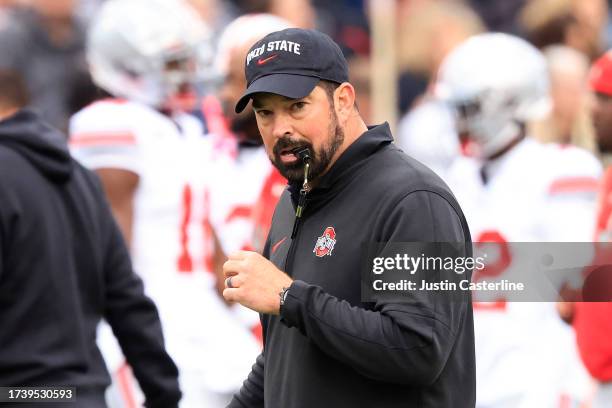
(271, 112, 293, 139)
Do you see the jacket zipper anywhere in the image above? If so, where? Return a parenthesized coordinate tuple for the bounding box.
(286, 148, 311, 271)
(290, 148, 311, 238)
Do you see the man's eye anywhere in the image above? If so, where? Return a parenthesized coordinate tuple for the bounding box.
(256, 110, 272, 117)
(292, 102, 306, 111)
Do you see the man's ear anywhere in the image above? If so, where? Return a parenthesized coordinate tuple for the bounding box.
(334, 82, 356, 123)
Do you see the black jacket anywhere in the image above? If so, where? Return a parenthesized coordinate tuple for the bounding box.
(0, 110, 181, 407)
(230, 123, 476, 408)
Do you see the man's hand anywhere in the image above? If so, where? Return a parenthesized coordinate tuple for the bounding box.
(223, 251, 293, 315)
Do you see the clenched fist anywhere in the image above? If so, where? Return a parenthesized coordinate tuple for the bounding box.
(223, 251, 293, 315)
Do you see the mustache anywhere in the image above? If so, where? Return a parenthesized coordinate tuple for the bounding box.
(272, 137, 312, 157)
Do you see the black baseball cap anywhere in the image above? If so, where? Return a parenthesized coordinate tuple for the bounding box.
(234, 28, 349, 113)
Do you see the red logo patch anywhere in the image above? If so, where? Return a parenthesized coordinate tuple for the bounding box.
(257, 54, 278, 65)
(313, 227, 337, 257)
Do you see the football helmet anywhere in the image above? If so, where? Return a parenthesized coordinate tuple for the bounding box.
(436, 33, 551, 158)
(87, 0, 212, 109)
(215, 13, 292, 76)
(213, 13, 292, 143)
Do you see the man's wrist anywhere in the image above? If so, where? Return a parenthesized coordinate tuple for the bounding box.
(279, 284, 291, 313)
(278, 280, 310, 328)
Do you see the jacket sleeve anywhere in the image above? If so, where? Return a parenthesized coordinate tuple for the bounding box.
(227, 352, 266, 408)
(279, 190, 472, 386)
(227, 238, 272, 407)
(100, 195, 182, 408)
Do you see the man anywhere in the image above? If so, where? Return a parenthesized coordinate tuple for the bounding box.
(210, 12, 291, 258)
(396, 1, 484, 180)
(223, 28, 476, 408)
(572, 50, 612, 408)
(0, 71, 180, 407)
(69, 0, 259, 406)
(438, 33, 599, 407)
(206, 13, 292, 337)
(590, 51, 612, 169)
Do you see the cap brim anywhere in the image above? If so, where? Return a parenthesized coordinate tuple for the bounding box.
(235, 74, 319, 113)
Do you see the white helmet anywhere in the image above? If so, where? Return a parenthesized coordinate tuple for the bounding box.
(215, 13, 292, 76)
(436, 33, 551, 158)
(87, 0, 212, 108)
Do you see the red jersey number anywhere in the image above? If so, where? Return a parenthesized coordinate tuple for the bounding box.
(474, 230, 510, 311)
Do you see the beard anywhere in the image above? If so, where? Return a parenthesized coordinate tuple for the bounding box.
(270, 109, 345, 184)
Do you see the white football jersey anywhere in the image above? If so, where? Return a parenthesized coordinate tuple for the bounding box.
(69, 99, 260, 406)
(200, 94, 286, 257)
(207, 144, 286, 334)
(446, 138, 601, 407)
(209, 146, 286, 255)
(71, 99, 213, 284)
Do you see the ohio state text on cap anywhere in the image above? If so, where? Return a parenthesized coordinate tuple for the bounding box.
(235, 28, 349, 113)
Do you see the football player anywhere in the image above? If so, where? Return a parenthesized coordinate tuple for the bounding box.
(572, 50, 612, 408)
(202, 13, 293, 341)
(69, 1, 260, 406)
(208, 13, 292, 256)
(438, 33, 600, 407)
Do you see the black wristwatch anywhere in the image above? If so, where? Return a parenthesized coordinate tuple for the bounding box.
(279, 286, 290, 310)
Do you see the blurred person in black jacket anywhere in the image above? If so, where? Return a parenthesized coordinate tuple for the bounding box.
(0, 69, 181, 408)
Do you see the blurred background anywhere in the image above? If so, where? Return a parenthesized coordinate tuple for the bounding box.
(2, 0, 610, 135)
(2, 1, 612, 407)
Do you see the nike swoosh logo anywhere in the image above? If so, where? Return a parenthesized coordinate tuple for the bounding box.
(271, 236, 287, 254)
(257, 54, 278, 65)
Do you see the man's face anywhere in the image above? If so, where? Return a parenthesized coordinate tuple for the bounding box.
(162, 56, 198, 112)
(252, 85, 344, 184)
(219, 47, 261, 143)
(592, 92, 612, 153)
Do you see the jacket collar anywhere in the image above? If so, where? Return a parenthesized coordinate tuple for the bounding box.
(289, 122, 393, 205)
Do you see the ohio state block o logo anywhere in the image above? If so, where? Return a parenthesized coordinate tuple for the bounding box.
(313, 227, 337, 257)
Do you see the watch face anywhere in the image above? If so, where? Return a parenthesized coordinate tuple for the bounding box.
(280, 287, 290, 305)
